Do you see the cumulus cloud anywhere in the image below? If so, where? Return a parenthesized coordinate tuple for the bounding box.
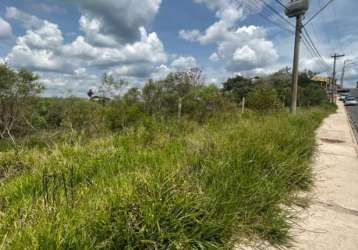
(193, 0, 253, 24)
(5, 7, 44, 29)
(79, 15, 118, 47)
(63, 27, 167, 68)
(180, 1, 277, 73)
(4, 4, 202, 95)
(6, 20, 71, 73)
(0, 18, 12, 39)
(17, 21, 64, 50)
(170, 56, 198, 71)
(75, 0, 161, 45)
(147, 56, 199, 81)
(179, 30, 201, 42)
(4, 5, 174, 94)
(7, 46, 70, 73)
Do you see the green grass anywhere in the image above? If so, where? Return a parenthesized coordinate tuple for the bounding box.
(0, 105, 336, 249)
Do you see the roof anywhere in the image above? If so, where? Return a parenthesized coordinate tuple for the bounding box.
(312, 75, 331, 84)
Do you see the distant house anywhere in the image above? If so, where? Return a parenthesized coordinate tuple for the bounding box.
(311, 75, 332, 89)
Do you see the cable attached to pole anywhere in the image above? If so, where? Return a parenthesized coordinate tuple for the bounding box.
(304, 0, 334, 25)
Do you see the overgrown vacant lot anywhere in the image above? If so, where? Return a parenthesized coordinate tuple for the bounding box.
(0, 106, 335, 249)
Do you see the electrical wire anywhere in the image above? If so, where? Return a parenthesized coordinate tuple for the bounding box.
(302, 26, 331, 70)
(273, 0, 288, 10)
(304, 0, 335, 26)
(247, 0, 295, 34)
(256, 0, 295, 29)
(244, 0, 331, 73)
(301, 37, 328, 73)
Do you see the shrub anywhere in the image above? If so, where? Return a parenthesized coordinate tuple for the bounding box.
(299, 83, 328, 106)
(222, 75, 255, 103)
(247, 84, 284, 112)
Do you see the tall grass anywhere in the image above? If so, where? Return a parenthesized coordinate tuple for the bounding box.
(0, 105, 335, 249)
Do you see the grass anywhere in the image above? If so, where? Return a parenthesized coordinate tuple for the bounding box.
(0, 105, 336, 249)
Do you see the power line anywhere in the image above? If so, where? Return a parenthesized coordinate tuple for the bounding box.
(247, 0, 295, 34)
(302, 37, 330, 72)
(273, 0, 288, 10)
(247, 0, 330, 74)
(304, 0, 335, 26)
(301, 37, 328, 73)
(302, 26, 330, 70)
(256, 0, 295, 29)
(248, 0, 327, 72)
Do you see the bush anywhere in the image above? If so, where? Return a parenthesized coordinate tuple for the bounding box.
(247, 84, 284, 112)
(299, 83, 328, 106)
(105, 99, 149, 131)
(32, 97, 107, 134)
(222, 75, 255, 103)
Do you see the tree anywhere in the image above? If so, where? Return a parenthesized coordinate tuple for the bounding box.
(142, 69, 204, 119)
(93, 73, 127, 104)
(299, 83, 328, 106)
(247, 83, 283, 112)
(268, 68, 291, 106)
(0, 64, 43, 141)
(142, 79, 164, 115)
(222, 75, 254, 103)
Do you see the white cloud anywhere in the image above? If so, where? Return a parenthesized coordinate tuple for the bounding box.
(75, 0, 162, 45)
(17, 21, 63, 50)
(151, 64, 171, 80)
(209, 52, 219, 62)
(194, 0, 251, 24)
(0, 18, 12, 39)
(6, 20, 70, 73)
(5, 7, 43, 29)
(7, 46, 69, 72)
(63, 27, 167, 68)
(79, 15, 118, 47)
(170, 56, 198, 71)
(180, 1, 277, 73)
(179, 29, 201, 42)
(4, 6, 173, 94)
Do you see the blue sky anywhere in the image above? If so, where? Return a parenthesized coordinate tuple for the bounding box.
(0, 0, 357, 96)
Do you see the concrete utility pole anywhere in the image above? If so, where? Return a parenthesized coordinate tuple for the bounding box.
(290, 15, 302, 114)
(285, 0, 310, 114)
(331, 53, 344, 102)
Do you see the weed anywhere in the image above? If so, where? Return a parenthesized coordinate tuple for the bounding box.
(0, 105, 335, 249)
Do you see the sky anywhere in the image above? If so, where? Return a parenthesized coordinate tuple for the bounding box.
(0, 0, 357, 96)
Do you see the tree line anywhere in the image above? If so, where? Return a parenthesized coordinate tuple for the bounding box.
(0, 64, 328, 145)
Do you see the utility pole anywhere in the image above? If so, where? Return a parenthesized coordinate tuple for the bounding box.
(285, 0, 310, 114)
(331, 53, 344, 102)
(290, 15, 302, 114)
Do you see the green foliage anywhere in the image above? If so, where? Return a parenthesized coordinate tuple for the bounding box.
(0, 65, 337, 249)
(270, 69, 327, 107)
(222, 75, 254, 103)
(299, 83, 328, 106)
(33, 97, 106, 132)
(0, 105, 335, 249)
(247, 83, 284, 112)
(105, 99, 148, 131)
(0, 64, 43, 140)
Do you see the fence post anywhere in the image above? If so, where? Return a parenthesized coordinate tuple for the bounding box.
(241, 97, 246, 114)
